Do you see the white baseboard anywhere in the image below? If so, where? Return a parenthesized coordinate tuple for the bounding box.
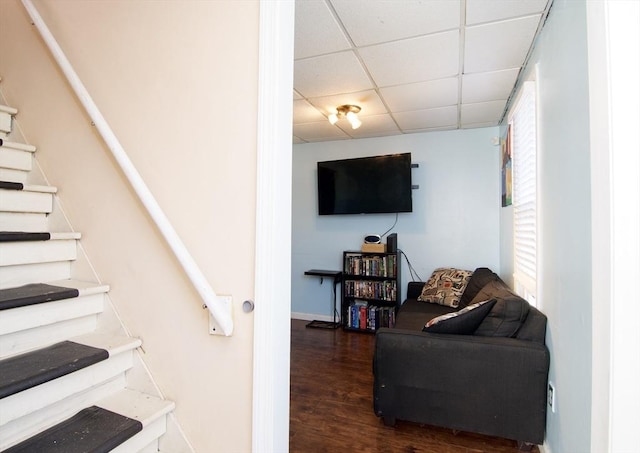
(291, 312, 334, 322)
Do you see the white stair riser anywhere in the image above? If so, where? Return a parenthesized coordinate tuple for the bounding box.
(111, 416, 167, 453)
(1, 315, 98, 359)
(0, 239, 77, 267)
(0, 189, 52, 214)
(0, 146, 32, 172)
(0, 111, 12, 135)
(0, 212, 48, 232)
(0, 293, 104, 336)
(0, 350, 134, 426)
(0, 376, 126, 451)
(0, 168, 27, 184)
(0, 262, 71, 289)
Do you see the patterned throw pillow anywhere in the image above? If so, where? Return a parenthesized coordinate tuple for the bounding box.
(423, 299, 497, 334)
(417, 267, 473, 308)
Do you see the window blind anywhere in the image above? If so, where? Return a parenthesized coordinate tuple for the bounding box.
(511, 81, 537, 302)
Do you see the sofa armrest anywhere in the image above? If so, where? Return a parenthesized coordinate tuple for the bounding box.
(373, 328, 549, 444)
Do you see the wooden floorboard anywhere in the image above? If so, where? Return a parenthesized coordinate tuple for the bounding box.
(290, 319, 540, 453)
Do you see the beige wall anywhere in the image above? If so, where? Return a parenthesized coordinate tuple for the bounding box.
(0, 0, 259, 450)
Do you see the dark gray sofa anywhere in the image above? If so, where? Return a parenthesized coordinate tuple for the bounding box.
(373, 268, 550, 446)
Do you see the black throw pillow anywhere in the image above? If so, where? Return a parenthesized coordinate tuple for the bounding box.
(423, 299, 497, 334)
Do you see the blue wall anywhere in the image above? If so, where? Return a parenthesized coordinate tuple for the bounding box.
(500, 1, 593, 451)
(292, 127, 500, 319)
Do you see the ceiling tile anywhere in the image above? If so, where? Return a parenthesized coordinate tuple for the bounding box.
(295, 0, 351, 59)
(464, 15, 541, 73)
(308, 90, 388, 117)
(293, 135, 306, 144)
(394, 106, 458, 131)
(293, 99, 328, 124)
(294, 51, 373, 98)
(461, 100, 506, 125)
(293, 90, 303, 100)
(380, 77, 459, 112)
(341, 114, 401, 138)
(331, 0, 461, 47)
(466, 0, 549, 25)
(293, 121, 351, 142)
(462, 68, 519, 103)
(359, 30, 460, 87)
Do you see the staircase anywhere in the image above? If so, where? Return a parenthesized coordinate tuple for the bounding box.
(0, 92, 178, 451)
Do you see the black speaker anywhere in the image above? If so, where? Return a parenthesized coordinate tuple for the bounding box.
(386, 233, 397, 253)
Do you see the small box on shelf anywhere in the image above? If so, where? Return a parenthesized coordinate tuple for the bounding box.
(361, 243, 386, 253)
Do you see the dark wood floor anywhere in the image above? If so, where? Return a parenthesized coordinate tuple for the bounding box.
(290, 319, 539, 453)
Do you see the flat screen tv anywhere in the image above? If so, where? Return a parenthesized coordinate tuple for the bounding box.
(317, 153, 413, 215)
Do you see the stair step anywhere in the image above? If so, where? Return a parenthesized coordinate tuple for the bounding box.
(0, 340, 109, 399)
(0, 231, 51, 242)
(0, 105, 17, 137)
(101, 389, 175, 453)
(0, 140, 37, 184)
(0, 280, 108, 358)
(0, 282, 79, 311)
(0, 232, 80, 268)
(3, 405, 142, 453)
(0, 184, 57, 213)
(0, 262, 72, 290)
(0, 334, 140, 428)
(0, 212, 49, 232)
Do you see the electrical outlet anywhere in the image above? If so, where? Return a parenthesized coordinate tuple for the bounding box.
(548, 382, 556, 412)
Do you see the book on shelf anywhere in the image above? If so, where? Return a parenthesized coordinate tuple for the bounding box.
(346, 300, 396, 331)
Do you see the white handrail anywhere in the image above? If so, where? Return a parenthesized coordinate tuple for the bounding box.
(21, 0, 233, 336)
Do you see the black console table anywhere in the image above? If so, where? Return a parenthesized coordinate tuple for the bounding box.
(304, 269, 342, 329)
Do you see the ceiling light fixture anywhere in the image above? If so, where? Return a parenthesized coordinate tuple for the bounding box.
(328, 104, 362, 130)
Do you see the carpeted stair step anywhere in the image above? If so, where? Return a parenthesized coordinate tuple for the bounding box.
(0, 334, 141, 441)
(0, 341, 109, 399)
(0, 183, 56, 214)
(0, 232, 80, 289)
(0, 231, 51, 242)
(0, 181, 24, 191)
(0, 280, 108, 359)
(0, 282, 79, 311)
(0, 140, 37, 184)
(3, 405, 142, 453)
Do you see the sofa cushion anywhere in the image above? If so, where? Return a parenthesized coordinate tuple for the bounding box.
(423, 299, 496, 334)
(470, 280, 530, 337)
(417, 268, 472, 308)
(395, 298, 454, 331)
(458, 267, 500, 308)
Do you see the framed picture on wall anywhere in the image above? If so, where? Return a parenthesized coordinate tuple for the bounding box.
(501, 124, 512, 207)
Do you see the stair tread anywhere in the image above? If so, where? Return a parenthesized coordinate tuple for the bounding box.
(47, 279, 110, 296)
(0, 283, 80, 311)
(3, 405, 142, 453)
(0, 139, 37, 153)
(0, 181, 23, 191)
(0, 231, 81, 242)
(0, 341, 109, 399)
(0, 105, 18, 115)
(98, 388, 175, 427)
(0, 183, 56, 193)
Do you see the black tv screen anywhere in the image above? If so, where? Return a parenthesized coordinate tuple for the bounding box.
(317, 153, 413, 215)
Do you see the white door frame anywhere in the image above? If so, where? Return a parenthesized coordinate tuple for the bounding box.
(588, 1, 640, 451)
(252, 1, 295, 452)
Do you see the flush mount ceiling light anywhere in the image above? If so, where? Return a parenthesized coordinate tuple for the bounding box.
(328, 104, 362, 130)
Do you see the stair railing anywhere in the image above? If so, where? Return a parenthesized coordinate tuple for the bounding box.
(21, 0, 233, 336)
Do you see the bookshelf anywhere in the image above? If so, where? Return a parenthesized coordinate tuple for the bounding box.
(342, 250, 401, 333)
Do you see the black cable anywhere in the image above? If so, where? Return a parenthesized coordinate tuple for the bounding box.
(380, 213, 398, 239)
(399, 249, 423, 282)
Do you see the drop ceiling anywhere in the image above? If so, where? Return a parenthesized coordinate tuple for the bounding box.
(293, 0, 552, 143)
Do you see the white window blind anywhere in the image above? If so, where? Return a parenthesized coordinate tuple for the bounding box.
(511, 81, 537, 304)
